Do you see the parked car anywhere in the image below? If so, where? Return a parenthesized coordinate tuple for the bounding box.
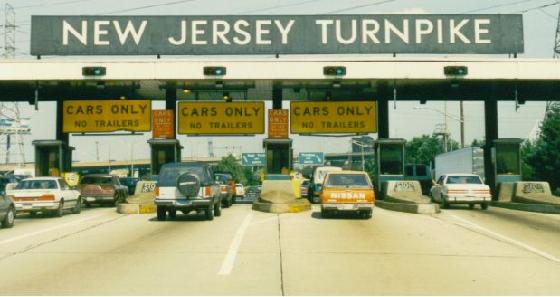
(0, 186, 15, 228)
(9, 177, 81, 217)
(214, 172, 235, 207)
(299, 179, 310, 198)
(430, 174, 491, 210)
(155, 162, 221, 221)
(80, 174, 128, 206)
(119, 177, 139, 195)
(320, 171, 375, 219)
(235, 183, 245, 198)
(308, 166, 343, 204)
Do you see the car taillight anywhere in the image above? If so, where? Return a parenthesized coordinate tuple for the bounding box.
(39, 194, 55, 201)
(203, 186, 212, 198)
(155, 186, 160, 196)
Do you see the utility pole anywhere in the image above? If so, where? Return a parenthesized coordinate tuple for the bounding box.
(554, 4, 560, 59)
(95, 141, 99, 161)
(460, 100, 465, 148)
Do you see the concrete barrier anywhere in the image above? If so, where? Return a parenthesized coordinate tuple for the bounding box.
(134, 181, 157, 195)
(383, 180, 432, 204)
(375, 201, 440, 214)
(253, 179, 310, 213)
(512, 182, 560, 205)
(497, 182, 515, 202)
(491, 201, 560, 214)
(117, 202, 156, 214)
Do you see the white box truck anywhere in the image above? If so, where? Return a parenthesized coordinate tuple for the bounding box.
(434, 147, 485, 180)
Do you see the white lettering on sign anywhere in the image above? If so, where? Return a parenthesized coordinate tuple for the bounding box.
(94, 20, 110, 45)
(57, 16, 502, 51)
(330, 192, 366, 200)
(63, 20, 87, 45)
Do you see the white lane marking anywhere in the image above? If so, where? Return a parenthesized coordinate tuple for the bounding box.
(218, 213, 253, 275)
(249, 216, 277, 226)
(0, 214, 104, 246)
(447, 213, 560, 264)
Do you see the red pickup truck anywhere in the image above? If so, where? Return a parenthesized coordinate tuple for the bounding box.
(80, 174, 129, 206)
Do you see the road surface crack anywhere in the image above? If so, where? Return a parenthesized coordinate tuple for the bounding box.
(278, 214, 285, 296)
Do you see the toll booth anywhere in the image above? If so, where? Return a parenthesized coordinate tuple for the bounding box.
(263, 138, 293, 176)
(147, 138, 183, 175)
(492, 138, 523, 188)
(374, 138, 406, 198)
(32, 140, 74, 177)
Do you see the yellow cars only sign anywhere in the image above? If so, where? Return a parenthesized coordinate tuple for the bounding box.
(178, 101, 265, 135)
(63, 100, 151, 133)
(290, 101, 377, 134)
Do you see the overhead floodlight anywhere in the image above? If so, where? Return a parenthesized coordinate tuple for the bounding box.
(323, 66, 346, 76)
(444, 66, 468, 76)
(82, 66, 106, 76)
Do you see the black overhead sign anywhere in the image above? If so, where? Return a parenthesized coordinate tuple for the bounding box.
(30, 15, 524, 56)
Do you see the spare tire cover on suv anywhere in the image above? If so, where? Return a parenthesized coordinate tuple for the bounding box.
(176, 173, 200, 197)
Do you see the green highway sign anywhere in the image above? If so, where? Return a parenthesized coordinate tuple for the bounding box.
(298, 152, 324, 166)
(241, 153, 265, 166)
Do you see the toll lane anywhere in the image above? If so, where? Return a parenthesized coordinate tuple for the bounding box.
(0, 205, 559, 295)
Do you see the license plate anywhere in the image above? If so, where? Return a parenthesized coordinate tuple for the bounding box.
(339, 204, 355, 210)
(22, 205, 33, 210)
(85, 197, 96, 202)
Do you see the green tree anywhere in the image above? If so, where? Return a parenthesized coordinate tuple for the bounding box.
(216, 154, 249, 185)
(405, 135, 443, 165)
(524, 103, 560, 192)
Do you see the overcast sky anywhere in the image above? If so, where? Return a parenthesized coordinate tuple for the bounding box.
(0, 0, 558, 163)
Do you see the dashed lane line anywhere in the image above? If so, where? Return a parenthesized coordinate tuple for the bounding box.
(218, 213, 253, 275)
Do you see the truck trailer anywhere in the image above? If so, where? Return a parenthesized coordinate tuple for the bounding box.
(434, 147, 485, 181)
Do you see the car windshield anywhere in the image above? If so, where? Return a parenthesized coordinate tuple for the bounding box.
(158, 164, 206, 187)
(215, 174, 233, 183)
(82, 176, 113, 185)
(15, 179, 58, 190)
(325, 174, 370, 187)
(446, 176, 483, 184)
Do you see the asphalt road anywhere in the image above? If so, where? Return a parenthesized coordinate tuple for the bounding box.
(0, 204, 559, 295)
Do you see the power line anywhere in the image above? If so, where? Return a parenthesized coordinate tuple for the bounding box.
(326, 0, 396, 13)
(240, 0, 322, 14)
(514, 1, 559, 13)
(102, 0, 197, 14)
(461, 0, 543, 13)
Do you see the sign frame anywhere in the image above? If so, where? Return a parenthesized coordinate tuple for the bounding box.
(177, 101, 265, 136)
(31, 14, 524, 56)
(290, 101, 377, 134)
(62, 99, 152, 133)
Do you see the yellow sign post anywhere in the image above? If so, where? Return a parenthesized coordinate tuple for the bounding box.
(290, 101, 377, 134)
(178, 101, 265, 135)
(63, 100, 151, 133)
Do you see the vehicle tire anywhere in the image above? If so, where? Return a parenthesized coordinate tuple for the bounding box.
(168, 209, 177, 219)
(362, 211, 372, 219)
(1, 206, 15, 228)
(468, 204, 475, 210)
(232, 196, 237, 204)
(321, 209, 329, 218)
(29, 211, 37, 217)
(71, 197, 82, 214)
(223, 196, 231, 208)
(113, 193, 121, 206)
(156, 206, 167, 221)
(54, 200, 64, 217)
(481, 203, 489, 210)
(205, 204, 214, 221)
(214, 200, 222, 217)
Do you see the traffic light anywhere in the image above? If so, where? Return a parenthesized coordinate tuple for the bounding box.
(444, 66, 468, 76)
(204, 66, 226, 76)
(82, 66, 106, 76)
(323, 66, 346, 76)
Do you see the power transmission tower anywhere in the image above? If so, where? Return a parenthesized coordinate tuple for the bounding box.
(208, 139, 214, 158)
(548, 5, 560, 111)
(3, 3, 15, 59)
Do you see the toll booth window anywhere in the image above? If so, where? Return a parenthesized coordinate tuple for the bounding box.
(496, 143, 520, 175)
(379, 144, 403, 175)
(416, 166, 427, 177)
(405, 165, 414, 176)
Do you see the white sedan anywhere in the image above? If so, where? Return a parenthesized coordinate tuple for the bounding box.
(8, 177, 82, 217)
(235, 184, 245, 197)
(430, 174, 492, 210)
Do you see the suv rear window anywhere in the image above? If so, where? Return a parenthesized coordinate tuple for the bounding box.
(81, 176, 113, 185)
(325, 174, 370, 187)
(158, 164, 208, 187)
